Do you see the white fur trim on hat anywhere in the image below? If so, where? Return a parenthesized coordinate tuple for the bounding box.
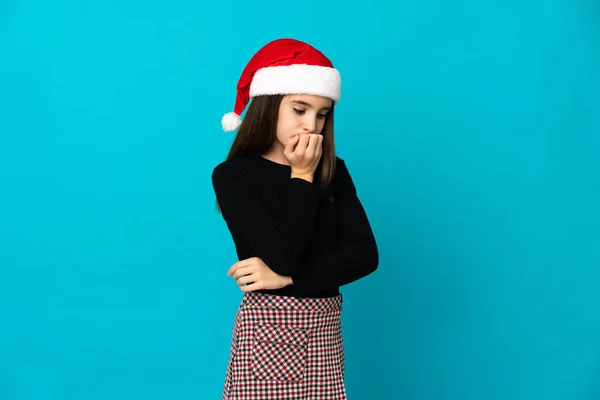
(249, 64, 341, 103)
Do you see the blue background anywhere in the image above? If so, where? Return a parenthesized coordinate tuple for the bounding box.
(1, 0, 599, 399)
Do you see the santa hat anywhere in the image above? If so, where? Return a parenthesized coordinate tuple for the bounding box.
(221, 38, 341, 131)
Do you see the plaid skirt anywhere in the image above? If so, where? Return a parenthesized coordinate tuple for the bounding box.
(222, 292, 346, 399)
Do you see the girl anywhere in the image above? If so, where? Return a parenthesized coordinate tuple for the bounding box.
(212, 38, 379, 400)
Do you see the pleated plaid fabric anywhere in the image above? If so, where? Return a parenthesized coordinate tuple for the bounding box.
(222, 292, 346, 399)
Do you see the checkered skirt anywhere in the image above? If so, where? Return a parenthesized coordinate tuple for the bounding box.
(222, 292, 346, 399)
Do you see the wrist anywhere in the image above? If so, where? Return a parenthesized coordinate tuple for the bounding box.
(290, 172, 314, 182)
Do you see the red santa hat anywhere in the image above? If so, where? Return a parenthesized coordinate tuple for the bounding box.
(221, 38, 341, 131)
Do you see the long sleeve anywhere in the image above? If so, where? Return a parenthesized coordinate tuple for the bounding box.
(212, 161, 320, 276)
(291, 160, 378, 292)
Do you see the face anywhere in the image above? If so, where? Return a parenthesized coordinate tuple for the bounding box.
(275, 94, 333, 147)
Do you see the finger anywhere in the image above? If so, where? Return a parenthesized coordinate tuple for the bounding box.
(227, 258, 255, 276)
(237, 273, 256, 286)
(284, 134, 300, 156)
(229, 257, 258, 274)
(303, 135, 319, 159)
(307, 134, 321, 154)
(315, 135, 323, 158)
(240, 281, 263, 292)
(295, 134, 310, 155)
(232, 265, 256, 280)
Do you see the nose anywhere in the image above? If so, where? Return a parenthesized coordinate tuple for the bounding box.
(302, 116, 317, 134)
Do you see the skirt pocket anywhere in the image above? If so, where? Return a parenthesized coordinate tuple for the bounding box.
(251, 323, 309, 382)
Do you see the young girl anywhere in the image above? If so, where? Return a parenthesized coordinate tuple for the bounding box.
(212, 38, 379, 400)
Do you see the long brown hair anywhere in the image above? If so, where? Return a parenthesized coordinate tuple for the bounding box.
(216, 94, 336, 210)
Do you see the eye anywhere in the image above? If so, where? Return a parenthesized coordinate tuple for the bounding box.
(293, 108, 305, 115)
(317, 113, 327, 119)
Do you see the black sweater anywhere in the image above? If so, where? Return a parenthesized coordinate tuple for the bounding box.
(211, 154, 378, 298)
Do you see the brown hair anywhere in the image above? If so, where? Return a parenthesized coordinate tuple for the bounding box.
(216, 94, 336, 210)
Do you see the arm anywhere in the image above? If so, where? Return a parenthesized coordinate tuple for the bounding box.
(212, 162, 320, 276)
(290, 159, 379, 292)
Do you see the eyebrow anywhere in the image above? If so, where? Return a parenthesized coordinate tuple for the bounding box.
(290, 100, 331, 111)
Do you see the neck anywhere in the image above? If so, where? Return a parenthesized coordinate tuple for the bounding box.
(261, 143, 289, 166)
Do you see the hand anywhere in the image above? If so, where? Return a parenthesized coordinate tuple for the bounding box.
(227, 257, 293, 292)
(284, 134, 323, 179)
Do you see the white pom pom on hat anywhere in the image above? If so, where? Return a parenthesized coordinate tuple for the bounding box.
(221, 112, 242, 132)
(221, 38, 341, 132)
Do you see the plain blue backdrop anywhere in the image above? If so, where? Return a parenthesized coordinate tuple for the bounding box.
(1, 0, 599, 399)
